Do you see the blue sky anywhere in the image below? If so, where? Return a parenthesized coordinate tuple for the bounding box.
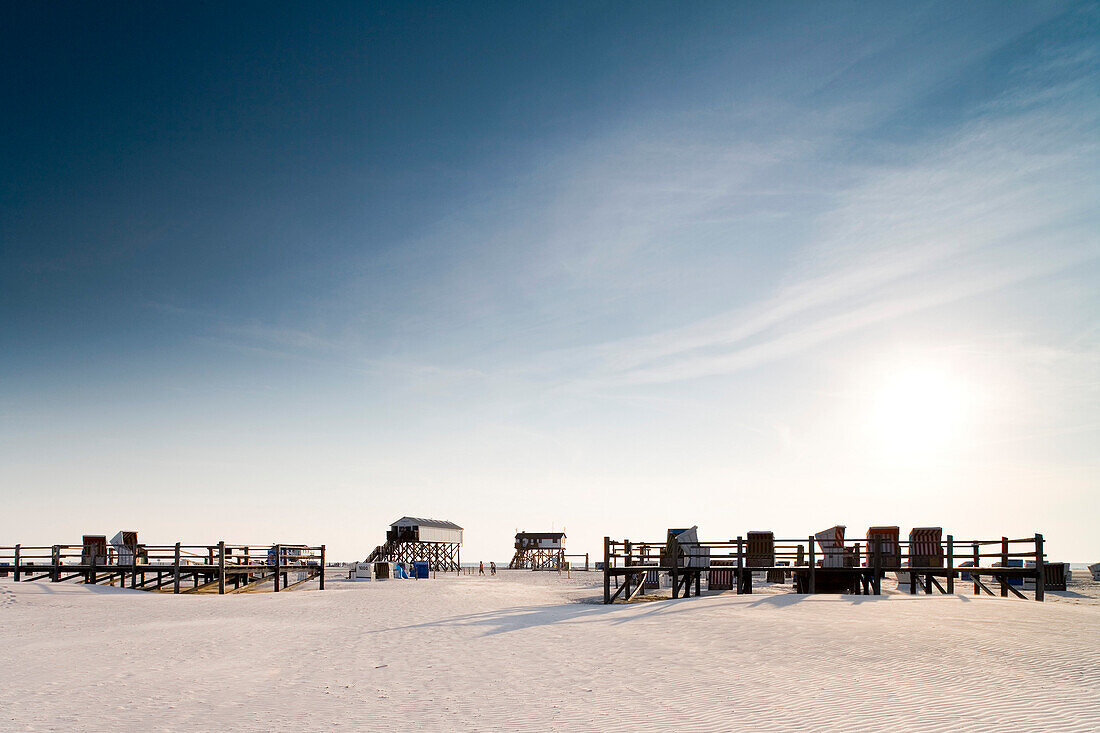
(2, 2, 1098, 562)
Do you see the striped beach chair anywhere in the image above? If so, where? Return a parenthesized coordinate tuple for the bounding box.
(645, 569, 661, 589)
(746, 531, 775, 568)
(909, 527, 943, 568)
(815, 525, 846, 568)
(866, 526, 900, 569)
(708, 559, 734, 591)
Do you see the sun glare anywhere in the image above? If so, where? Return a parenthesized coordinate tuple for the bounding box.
(868, 364, 970, 457)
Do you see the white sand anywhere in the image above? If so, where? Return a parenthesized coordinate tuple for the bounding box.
(2, 570, 1098, 732)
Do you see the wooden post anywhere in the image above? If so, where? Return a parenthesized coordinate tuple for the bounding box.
(736, 536, 744, 595)
(1000, 536, 1009, 598)
(13, 545, 20, 582)
(51, 545, 60, 582)
(946, 535, 954, 594)
(319, 545, 326, 590)
(872, 537, 882, 595)
(1034, 533, 1044, 602)
(973, 542, 980, 595)
(217, 541, 226, 594)
(808, 536, 816, 594)
(623, 540, 632, 600)
(173, 543, 181, 594)
(603, 537, 611, 604)
(909, 535, 917, 594)
(274, 544, 281, 592)
(89, 548, 97, 585)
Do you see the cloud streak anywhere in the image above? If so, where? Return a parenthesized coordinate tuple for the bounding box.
(562, 98, 1100, 388)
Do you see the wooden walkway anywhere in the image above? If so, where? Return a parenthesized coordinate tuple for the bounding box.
(0, 542, 326, 594)
(602, 534, 1048, 603)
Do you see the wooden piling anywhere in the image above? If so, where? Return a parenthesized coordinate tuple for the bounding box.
(623, 540, 632, 600)
(872, 537, 882, 595)
(603, 537, 611, 604)
(736, 536, 744, 595)
(173, 543, 181, 594)
(273, 544, 281, 592)
(972, 542, 980, 595)
(808, 536, 816, 594)
(217, 541, 226, 595)
(946, 535, 954, 594)
(1000, 537, 1009, 597)
(13, 545, 20, 582)
(319, 545, 326, 590)
(1034, 533, 1044, 602)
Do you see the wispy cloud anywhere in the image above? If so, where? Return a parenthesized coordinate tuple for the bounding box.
(561, 98, 1099, 387)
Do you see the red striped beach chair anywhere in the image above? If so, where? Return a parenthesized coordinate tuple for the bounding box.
(815, 525, 846, 568)
(708, 559, 734, 591)
(866, 526, 900, 569)
(909, 527, 943, 568)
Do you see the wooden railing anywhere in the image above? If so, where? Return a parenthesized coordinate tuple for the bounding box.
(601, 533, 1047, 603)
(0, 541, 326, 594)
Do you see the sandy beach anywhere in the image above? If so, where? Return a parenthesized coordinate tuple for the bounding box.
(2, 570, 1098, 732)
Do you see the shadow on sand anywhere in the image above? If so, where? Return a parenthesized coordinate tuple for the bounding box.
(367, 587, 920, 637)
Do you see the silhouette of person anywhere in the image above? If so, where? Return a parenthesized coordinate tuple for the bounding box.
(479, 561, 484, 575)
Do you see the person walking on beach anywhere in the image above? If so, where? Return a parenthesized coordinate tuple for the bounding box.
(490, 561, 496, 575)
(479, 561, 484, 575)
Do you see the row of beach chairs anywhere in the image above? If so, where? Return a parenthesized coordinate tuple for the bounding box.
(703, 526, 944, 590)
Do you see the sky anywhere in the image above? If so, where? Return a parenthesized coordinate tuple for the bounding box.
(2, 1, 1098, 563)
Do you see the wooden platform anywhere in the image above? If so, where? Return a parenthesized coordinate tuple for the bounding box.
(602, 534, 1047, 603)
(0, 542, 326, 594)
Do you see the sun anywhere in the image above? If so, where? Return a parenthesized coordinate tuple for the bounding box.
(868, 364, 970, 457)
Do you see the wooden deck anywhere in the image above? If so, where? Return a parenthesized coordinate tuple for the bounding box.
(602, 534, 1047, 603)
(0, 542, 326, 594)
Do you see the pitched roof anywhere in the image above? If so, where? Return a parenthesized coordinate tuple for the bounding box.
(391, 516, 463, 530)
(516, 531, 566, 540)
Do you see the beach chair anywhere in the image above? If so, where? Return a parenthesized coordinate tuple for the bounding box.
(746, 531, 775, 568)
(866, 526, 900, 570)
(815, 526, 846, 568)
(663, 527, 709, 597)
(811, 525, 860, 593)
(744, 530, 785, 584)
(708, 559, 734, 591)
(908, 527, 943, 568)
(110, 531, 145, 565)
(900, 527, 943, 593)
(645, 569, 661, 589)
(1022, 562, 1068, 591)
(1044, 563, 1068, 591)
(768, 561, 790, 584)
(663, 527, 709, 570)
(81, 535, 107, 565)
